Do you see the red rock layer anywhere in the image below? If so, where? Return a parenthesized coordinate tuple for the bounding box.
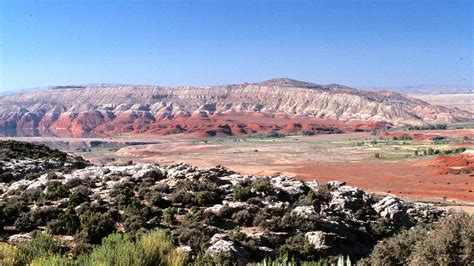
(0, 111, 390, 138)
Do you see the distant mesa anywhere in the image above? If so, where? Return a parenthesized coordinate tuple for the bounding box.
(0, 78, 472, 138)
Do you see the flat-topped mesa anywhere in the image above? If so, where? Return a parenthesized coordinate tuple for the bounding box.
(0, 79, 472, 137)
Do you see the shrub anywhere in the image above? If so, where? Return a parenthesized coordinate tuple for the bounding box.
(252, 179, 274, 194)
(0, 140, 67, 161)
(29, 206, 62, 226)
(176, 226, 210, 250)
(14, 214, 36, 231)
(232, 209, 253, 226)
(69, 190, 90, 207)
(140, 230, 186, 266)
(1, 199, 29, 228)
(363, 213, 474, 265)
(315, 184, 332, 203)
(295, 190, 316, 206)
(193, 191, 219, 206)
(0, 172, 15, 183)
(233, 186, 252, 201)
(278, 234, 318, 261)
(0, 242, 17, 265)
(163, 207, 177, 225)
(77, 233, 146, 265)
(47, 207, 81, 235)
(144, 191, 171, 208)
(77, 211, 116, 244)
(169, 190, 194, 205)
(409, 213, 473, 265)
(44, 181, 69, 201)
(16, 232, 62, 265)
(20, 188, 43, 202)
(366, 227, 427, 265)
(123, 215, 147, 233)
(76, 230, 185, 266)
(193, 252, 233, 266)
(183, 210, 203, 224)
(30, 255, 73, 266)
(111, 185, 135, 207)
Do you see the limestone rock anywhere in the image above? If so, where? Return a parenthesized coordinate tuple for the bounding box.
(373, 196, 406, 221)
(305, 231, 337, 250)
(270, 176, 306, 196)
(291, 206, 317, 218)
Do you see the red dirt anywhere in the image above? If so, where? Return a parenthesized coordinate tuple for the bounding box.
(291, 160, 474, 202)
(429, 152, 474, 175)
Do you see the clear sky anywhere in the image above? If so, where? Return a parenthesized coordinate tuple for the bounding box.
(0, 0, 472, 92)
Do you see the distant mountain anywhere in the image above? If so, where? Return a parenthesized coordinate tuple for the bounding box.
(0, 79, 472, 138)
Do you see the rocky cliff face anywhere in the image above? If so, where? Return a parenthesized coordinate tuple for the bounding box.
(0, 78, 471, 137)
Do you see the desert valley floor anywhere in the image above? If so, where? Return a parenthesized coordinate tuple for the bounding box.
(3, 127, 473, 209)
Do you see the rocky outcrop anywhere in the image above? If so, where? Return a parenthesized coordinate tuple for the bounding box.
(0, 141, 449, 263)
(305, 231, 337, 250)
(1, 79, 471, 137)
(373, 196, 407, 221)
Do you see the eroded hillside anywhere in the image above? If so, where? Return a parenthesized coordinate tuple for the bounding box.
(0, 79, 472, 138)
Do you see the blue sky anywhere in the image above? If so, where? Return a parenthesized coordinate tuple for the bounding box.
(0, 0, 472, 92)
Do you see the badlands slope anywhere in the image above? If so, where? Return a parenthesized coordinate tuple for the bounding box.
(0, 78, 472, 138)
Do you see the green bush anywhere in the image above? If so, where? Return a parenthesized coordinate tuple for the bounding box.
(163, 207, 177, 225)
(193, 252, 233, 266)
(77, 210, 116, 244)
(258, 254, 338, 266)
(69, 189, 90, 207)
(77, 230, 186, 266)
(409, 213, 473, 265)
(16, 232, 62, 265)
(169, 190, 194, 205)
(0, 242, 18, 265)
(77, 233, 146, 265)
(364, 227, 427, 265)
(232, 209, 253, 226)
(252, 179, 274, 194)
(5, 230, 185, 265)
(233, 186, 252, 201)
(362, 213, 473, 265)
(17, 206, 62, 229)
(14, 214, 36, 231)
(0, 140, 67, 161)
(144, 190, 171, 208)
(47, 207, 80, 235)
(140, 230, 186, 266)
(30, 255, 74, 266)
(193, 190, 219, 206)
(278, 234, 318, 261)
(1, 199, 28, 228)
(44, 181, 69, 201)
